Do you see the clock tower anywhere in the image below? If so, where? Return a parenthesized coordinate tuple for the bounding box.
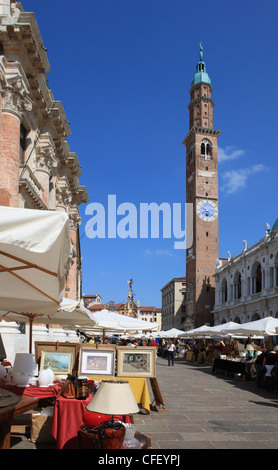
(183, 44, 221, 328)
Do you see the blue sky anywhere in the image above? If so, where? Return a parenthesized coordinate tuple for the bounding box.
(24, 0, 278, 307)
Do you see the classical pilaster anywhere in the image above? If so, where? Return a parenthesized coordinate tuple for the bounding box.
(0, 75, 32, 206)
(35, 133, 58, 208)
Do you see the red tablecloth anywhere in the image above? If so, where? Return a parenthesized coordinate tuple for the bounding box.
(0, 382, 61, 398)
(51, 394, 92, 449)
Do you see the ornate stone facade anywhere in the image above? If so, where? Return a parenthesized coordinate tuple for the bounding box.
(0, 1, 88, 300)
(0, 1, 89, 357)
(213, 223, 278, 325)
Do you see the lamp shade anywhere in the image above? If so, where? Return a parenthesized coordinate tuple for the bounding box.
(86, 379, 139, 416)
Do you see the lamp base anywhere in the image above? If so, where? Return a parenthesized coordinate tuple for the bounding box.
(98, 419, 126, 449)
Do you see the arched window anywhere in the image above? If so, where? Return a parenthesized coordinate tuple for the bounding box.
(201, 139, 212, 160)
(234, 271, 242, 300)
(251, 313, 260, 321)
(251, 261, 262, 294)
(275, 253, 278, 288)
(221, 278, 227, 304)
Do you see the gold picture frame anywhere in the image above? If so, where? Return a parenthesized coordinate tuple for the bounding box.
(40, 350, 74, 375)
(35, 341, 80, 371)
(116, 346, 156, 378)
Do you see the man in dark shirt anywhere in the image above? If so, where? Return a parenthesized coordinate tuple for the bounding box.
(254, 350, 268, 388)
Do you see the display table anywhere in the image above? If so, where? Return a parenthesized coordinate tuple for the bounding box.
(0, 383, 61, 399)
(0, 396, 39, 449)
(212, 358, 253, 378)
(89, 376, 151, 414)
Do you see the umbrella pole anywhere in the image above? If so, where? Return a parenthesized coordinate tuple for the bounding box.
(29, 315, 34, 354)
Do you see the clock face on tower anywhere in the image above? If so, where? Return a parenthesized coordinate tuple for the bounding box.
(196, 200, 218, 221)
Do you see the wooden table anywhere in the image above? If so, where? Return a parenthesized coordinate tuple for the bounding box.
(0, 396, 39, 449)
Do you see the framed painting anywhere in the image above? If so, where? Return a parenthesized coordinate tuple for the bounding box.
(40, 351, 74, 375)
(35, 341, 80, 371)
(78, 346, 115, 376)
(116, 346, 156, 378)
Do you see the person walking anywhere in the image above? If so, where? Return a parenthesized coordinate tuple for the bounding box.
(167, 341, 176, 366)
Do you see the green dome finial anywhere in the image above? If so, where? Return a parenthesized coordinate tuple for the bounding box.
(191, 43, 211, 88)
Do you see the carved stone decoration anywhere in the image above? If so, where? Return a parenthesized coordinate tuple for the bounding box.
(56, 185, 72, 211)
(35, 134, 58, 176)
(1, 75, 33, 118)
(69, 209, 81, 231)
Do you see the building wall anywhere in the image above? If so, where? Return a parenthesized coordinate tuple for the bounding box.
(213, 228, 278, 325)
(161, 277, 186, 330)
(0, 1, 88, 359)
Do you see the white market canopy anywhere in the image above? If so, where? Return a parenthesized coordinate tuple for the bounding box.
(157, 328, 185, 338)
(0, 206, 72, 315)
(221, 316, 278, 337)
(77, 309, 159, 337)
(197, 321, 241, 337)
(179, 324, 213, 338)
(1, 297, 93, 326)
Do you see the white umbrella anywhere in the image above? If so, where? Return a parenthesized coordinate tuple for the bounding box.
(2, 297, 93, 326)
(0, 206, 72, 314)
(78, 309, 159, 342)
(221, 316, 278, 337)
(0, 207, 72, 351)
(157, 328, 185, 338)
(178, 324, 213, 338)
(90, 309, 159, 332)
(1, 297, 94, 352)
(200, 321, 240, 337)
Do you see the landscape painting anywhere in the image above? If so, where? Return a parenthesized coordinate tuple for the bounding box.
(40, 351, 73, 375)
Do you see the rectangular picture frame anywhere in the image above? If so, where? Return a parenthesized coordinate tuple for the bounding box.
(35, 341, 80, 371)
(116, 346, 156, 378)
(40, 350, 74, 376)
(78, 345, 115, 377)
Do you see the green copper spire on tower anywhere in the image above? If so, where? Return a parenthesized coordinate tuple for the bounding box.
(191, 42, 211, 88)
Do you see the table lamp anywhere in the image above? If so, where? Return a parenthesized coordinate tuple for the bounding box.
(85, 379, 139, 449)
(13, 353, 35, 387)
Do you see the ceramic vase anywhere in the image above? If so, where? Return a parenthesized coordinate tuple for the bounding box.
(38, 369, 50, 387)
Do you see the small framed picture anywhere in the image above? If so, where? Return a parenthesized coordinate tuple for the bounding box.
(79, 346, 115, 376)
(116, 346, 156, 378)
(40, 351, 74, 375)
